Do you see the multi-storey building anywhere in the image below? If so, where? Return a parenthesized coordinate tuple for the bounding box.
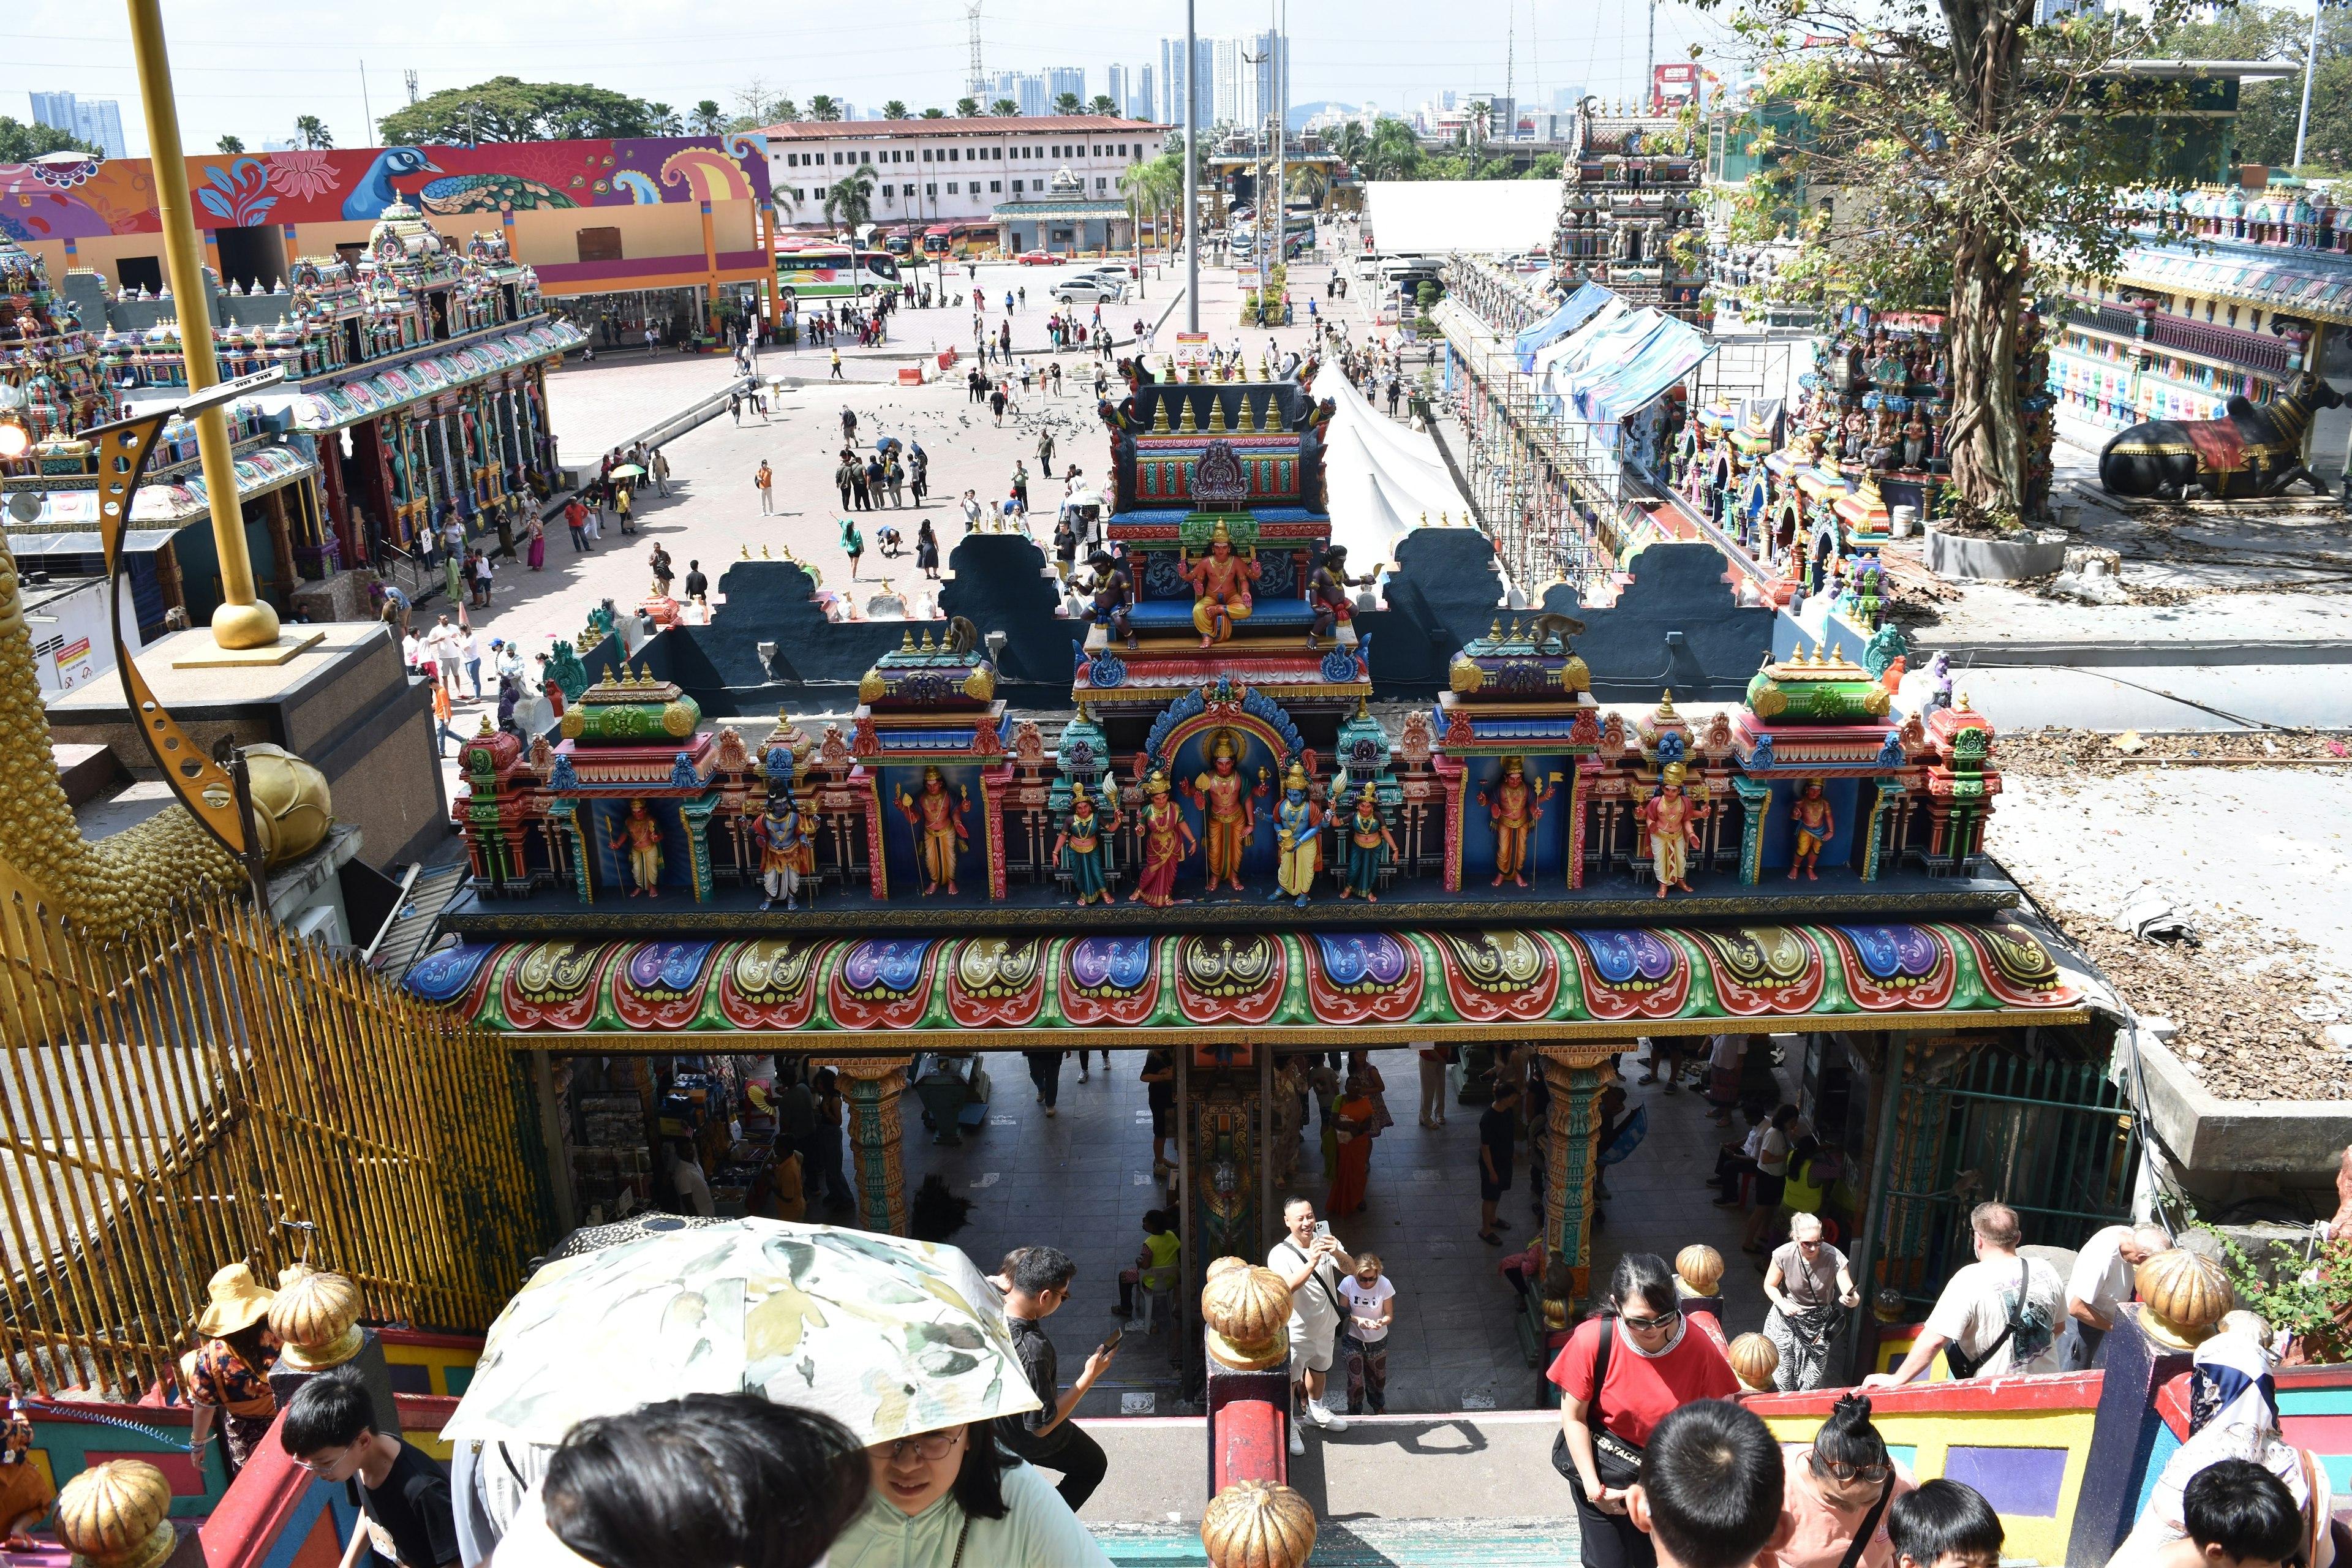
(1046, 67, 1088, 110)
(1159, 37, 1216, 126)
(1551, 97, 1708, 323)
(760, 115, 1166, 240)
(28, 90, 129, 158)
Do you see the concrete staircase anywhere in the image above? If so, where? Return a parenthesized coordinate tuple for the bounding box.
(1093, 1520, 1582, 1565)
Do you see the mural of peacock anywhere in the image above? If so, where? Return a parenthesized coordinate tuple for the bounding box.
(341, 146, 443, 221)
(417, 173, 579, 214)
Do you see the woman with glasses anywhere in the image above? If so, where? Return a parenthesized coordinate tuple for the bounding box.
(1756, 1393, 1915, 1568)
(1548, 1253, 1740, 1568)
(1765, 1211, 1863, 1392)
(829, 1422, 1115, 1567)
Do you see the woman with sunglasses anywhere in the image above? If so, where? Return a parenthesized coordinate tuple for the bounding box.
(828, 1421, 1116, 1567)
(1764, 1212, 1863, 1392)
(1756, 1393, 1915, 1568)
(1549, 1253, 1741, 1568)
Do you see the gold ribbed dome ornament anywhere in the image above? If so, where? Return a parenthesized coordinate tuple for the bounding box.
(2136, 1248, 2234, 1349)
(54, 1460, 176, 1568)
(239, 744, 333, 865)
(1728, 1332, 1781, 1393)
(1675, 1245, 1725, 1298)
(1201, 1478, 1318, 1568)
(270, 1265, 364, 1370)
(1200, 1258, 1293, 1371)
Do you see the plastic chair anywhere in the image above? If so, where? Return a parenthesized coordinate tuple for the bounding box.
(1137, 1274, 1179, 1335)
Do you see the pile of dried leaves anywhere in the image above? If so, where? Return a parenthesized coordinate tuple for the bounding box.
(1999, 726, 2350, 792)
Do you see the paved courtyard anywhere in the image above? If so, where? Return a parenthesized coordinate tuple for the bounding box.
(892, 1041, 1792, 1423)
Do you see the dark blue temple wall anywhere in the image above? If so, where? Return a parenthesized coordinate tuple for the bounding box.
(662, 530, 1782, 716)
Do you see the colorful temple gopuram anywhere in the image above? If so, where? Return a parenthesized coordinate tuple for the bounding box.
(407, 357, 2087, 1308)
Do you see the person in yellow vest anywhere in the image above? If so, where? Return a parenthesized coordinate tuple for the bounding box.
(1115, 1210, 1182, 1324)
(183, 1262, 282, 1476)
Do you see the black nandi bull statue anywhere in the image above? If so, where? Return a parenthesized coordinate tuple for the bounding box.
(2098, 373, 2343, 500)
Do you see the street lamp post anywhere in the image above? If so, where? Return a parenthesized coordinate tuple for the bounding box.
(125, 0, 281, 652)
(1185, 0, 1200, 334)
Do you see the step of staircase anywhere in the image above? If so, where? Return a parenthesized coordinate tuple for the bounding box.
(1092, 1520, 1581, 1566)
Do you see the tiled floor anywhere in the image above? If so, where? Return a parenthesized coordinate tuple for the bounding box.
(895, 1040, 1800, 1418)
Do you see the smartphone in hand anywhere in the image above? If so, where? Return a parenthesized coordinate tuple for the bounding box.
(1098, 1327, 1124, 1355)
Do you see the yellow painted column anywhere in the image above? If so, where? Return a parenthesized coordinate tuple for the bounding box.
(701, 199, 720, 337)
(126, 0, 280, 650)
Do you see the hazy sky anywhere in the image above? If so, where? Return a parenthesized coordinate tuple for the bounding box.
(6, 0, 1727, 155)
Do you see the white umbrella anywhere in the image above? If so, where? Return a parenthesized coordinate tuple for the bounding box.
(443, 1218, 1038, 1448)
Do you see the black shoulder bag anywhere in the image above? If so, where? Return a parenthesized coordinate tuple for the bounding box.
(1836, 1479, 1898, 1568)
(1943, 1257, 2029, 1379)
(1550, 1321, 1645, 1499)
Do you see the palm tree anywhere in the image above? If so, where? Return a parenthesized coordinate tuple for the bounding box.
(691, 100, 727, 134)
(1290, 163, 1330, 211)
(992, 99, 1020, 116)
(1089, 94, 1118, 116)
(294, 115, 333, 149)
(647, 102, 685, 135)
(772, 98, 801, 124)
(921, 107, 947, 119)
(883, 99, 911, 120)
(1332, 121, 1369, 167)
(1364, 119, 1422, 181)
(822, 164, 879, 233)
(1054, 91, 1083, 116)
(809, 96, 843, 122)
(957, 96, 981, 117)
(216, 134, 245, 154)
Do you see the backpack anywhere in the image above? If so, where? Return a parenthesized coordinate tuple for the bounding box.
(1946, 1259, 2054, 1378)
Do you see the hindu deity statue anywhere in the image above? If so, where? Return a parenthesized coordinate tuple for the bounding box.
(1840, 410, 1869, 467)
(752, 785, 812, 912)
(1899, 410, 1930, 472)
(1477, 756, 1551, 889)
(1054, 783, 1122, 906)
(1789, 778, 1835, 881)
(1180, 518, 1261, 646)
(1270, 763, 1322, 907)
(1082, 549, 1135, 649)
(1183, 732, 1264, 895)
(1306, 544, 1375, 652)
(1129, 771, 1196, 908)
(895, 766, 970, 896)
(610, 799, 663, 897)
(1339, 784, 1398, 903)
(1643, 762, 1706, 898)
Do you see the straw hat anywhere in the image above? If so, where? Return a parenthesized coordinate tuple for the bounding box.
(194, 1262, 276, 1338)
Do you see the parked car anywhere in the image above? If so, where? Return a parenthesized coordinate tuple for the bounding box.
(1016, 249, 1066, 266)
(1054, 277, 1126, 304)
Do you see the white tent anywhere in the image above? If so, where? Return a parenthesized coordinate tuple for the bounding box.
(1319, 373, 1509, 600)
(1362, 180, 1563, 255)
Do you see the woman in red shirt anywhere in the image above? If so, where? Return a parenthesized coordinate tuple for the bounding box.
(1550, 1253, 1741, 1568)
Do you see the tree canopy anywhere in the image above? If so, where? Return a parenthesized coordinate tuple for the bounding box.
(2162, 4, 2352, 172)
(379, 77, 662, 143)
(0, 117, 97, 163)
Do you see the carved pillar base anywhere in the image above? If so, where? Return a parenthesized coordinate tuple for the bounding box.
(1539, 1051, 1621, 1301)
(1186, 1049, 1264, 1301)
(826, 1057, 911, 1235)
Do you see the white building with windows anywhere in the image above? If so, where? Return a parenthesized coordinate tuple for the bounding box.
(760, 115, 1168, 238)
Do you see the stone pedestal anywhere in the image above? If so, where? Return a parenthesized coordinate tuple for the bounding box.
(2066, 1305, 2197, 1568)
(45, 624, 447, 869)
(825, 1057, 911, 1235)
(266, 1328, 403, 1441)
(288, 568, 381, 625)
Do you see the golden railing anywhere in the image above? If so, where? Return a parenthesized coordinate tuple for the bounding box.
(0, 891, 551, 1398)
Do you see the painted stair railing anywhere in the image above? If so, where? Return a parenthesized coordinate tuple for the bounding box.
(1199, 1259, 1321, 1568)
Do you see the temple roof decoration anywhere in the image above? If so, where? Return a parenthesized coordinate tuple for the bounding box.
(406, 918, 2087, 1042)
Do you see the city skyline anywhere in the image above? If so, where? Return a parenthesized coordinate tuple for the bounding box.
(1, 0, 1719, 157)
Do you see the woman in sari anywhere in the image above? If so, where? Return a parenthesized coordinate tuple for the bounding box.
(527, 514, 546, 572)
(1325, 1074, 1379, 1218)
(1129, 774, 1194, 908)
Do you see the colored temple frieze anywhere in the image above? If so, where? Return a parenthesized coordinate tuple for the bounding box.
(407, 919, 2087, 1041)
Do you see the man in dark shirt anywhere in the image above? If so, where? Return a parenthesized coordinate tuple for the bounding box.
(994, 1245, 1116, 1509)
(682, 560, 710, 604)
(282, 1367, 459, 1567)
(1479, 1082, 1521, 1246)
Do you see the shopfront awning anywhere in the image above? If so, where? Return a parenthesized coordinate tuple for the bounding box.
(4, 444, 316, 538)
(258, 322, 589, 434)
(407, 919, 2090, 1047)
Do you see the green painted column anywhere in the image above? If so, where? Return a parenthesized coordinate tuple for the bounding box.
(826, 1057, 911, 1235)
(1539, 1052, 1621, 1301)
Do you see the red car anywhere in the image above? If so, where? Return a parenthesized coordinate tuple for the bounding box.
(1016, 249, 1066, 265)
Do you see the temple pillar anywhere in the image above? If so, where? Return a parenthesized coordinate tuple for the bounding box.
(825, 1056, 911, 1235)
(1537, 1049, 1622, 1300)
(1180, 1046, 1265, 1305)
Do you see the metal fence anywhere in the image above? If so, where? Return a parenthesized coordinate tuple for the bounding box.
(0, 892, 551, 1398)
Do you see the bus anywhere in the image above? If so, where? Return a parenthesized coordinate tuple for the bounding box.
(922, 223, 997, 258)
(774, 247, 902, 302)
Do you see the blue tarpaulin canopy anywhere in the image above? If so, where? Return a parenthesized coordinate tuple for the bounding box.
(1515, 283, 1617, 371)
(1568, 314, 1714, 428)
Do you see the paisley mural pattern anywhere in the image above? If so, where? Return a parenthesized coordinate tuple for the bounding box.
(1303, 932, 1425, 1025)
(419, 923, 2081, 1038)
(945, 937, 1047, 1029)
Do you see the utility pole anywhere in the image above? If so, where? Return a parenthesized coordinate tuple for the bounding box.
(404, 69, 419, 105)
(1506, 0, 1515, 138)
(1645, 0, 1657, 112)
(2293, 0, 2323, 169)
(1185, 0, 1199, 334)
(1273, 0, 1286, 315)
(967, 3, 987, 104)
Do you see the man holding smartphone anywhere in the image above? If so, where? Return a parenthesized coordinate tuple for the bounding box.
(995, 1245, 1116, 1509)
(1268, 1197, 1357, 1457)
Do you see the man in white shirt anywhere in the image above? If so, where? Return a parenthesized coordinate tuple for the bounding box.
(1267, 1197, 1355, 1457)
(2067, 1221, 2171, 1366)
(1868, 1202, 2067, 1384)
(422, 616, 462, 698)
(459, 625, 486, 700)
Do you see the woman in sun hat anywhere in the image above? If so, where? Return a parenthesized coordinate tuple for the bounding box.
(183, 1262, 283, 1476)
